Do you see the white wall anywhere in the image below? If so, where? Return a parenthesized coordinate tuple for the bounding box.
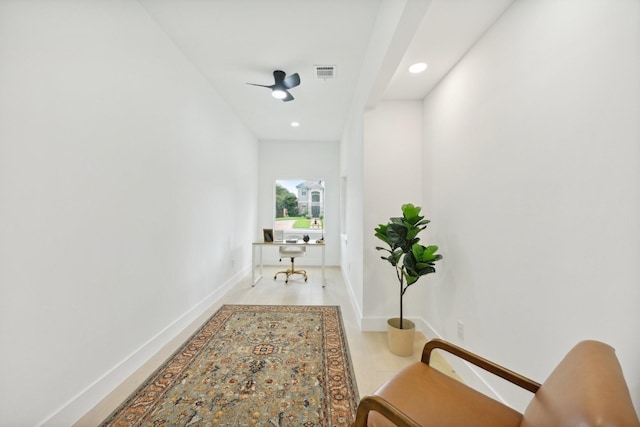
(340, 111, 366, 324)
(362, 101, 428, 331)
(421, 0, 640, 411)
(339, 0, 430, 328)
(0, 1, 258, 425)
(258, 140, 341, 266)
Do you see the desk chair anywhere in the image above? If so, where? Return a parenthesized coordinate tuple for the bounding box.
(274, 236, 308, 284)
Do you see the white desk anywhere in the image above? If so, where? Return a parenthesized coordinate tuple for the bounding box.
(252, 241, 326, 287)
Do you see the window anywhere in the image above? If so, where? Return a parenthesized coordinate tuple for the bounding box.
(275, 179, 325, 240)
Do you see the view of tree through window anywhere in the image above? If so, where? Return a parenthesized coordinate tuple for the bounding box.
(274, 179, 325, 240)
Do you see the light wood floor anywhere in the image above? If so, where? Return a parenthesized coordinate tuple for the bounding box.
(75, 266, 460, 426)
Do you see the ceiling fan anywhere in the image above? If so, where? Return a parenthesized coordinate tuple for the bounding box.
(247, 70, 301, 102)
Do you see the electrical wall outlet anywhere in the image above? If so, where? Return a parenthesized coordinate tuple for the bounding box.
(457, 320, 465, 340)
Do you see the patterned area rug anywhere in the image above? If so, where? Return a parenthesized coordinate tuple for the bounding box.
(102, 305, 359, 426)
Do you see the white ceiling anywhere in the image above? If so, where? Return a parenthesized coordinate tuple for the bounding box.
(139, 0, 514, 142)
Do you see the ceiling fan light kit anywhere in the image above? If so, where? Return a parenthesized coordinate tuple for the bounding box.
(248, 70, 301, 102)
(272, 89, 287, 99)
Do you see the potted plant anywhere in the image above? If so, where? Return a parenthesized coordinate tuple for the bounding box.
(374, 203, 442, 356)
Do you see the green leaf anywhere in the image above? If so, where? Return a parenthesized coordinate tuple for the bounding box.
(386, 223, 408, 245)
(415, 219, 431, 227)
(404, 272, 419, 285)
(401, 203, 420, 219)
(412, 244, 440, 262)
(404, 224, 425, 241)
(374, 224, 391, 245)
(425, 245, 439, 254)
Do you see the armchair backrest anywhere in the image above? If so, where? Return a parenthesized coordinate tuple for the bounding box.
(521, 340, 639, 427)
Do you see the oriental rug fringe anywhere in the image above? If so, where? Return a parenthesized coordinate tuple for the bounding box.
(102, 304, 359, 426)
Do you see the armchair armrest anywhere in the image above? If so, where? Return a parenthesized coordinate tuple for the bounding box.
(422, 338, 541, 393)
(353, 395, 420, 427)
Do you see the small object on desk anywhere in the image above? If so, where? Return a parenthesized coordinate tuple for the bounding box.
(303, 234, 310, 243)
(286, 239, 298, 243)
(316, 238, 324, 244)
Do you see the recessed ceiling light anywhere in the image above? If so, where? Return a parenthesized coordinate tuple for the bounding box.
(291, 122, 300, 127)
(408, 62, 428, 74)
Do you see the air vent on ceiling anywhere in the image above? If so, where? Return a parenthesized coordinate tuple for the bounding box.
(315, 65, 336, 80)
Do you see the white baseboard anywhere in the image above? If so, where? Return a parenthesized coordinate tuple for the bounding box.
(39, 267, 249, 427)
(340, 263, 362, 331)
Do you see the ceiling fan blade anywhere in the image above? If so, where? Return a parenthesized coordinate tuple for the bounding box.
(282, 91, 294, 102)
(283, 73, 300, 89)
(246, 83, 274, 89)
(273, 70, 286, 85)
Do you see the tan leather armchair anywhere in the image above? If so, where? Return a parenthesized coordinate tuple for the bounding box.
(353, 338, 639, 427)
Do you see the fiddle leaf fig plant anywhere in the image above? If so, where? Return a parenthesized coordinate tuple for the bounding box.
(375, 203, 442, 329)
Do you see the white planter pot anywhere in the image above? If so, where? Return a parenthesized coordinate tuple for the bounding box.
(387, 318, 416, 356)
